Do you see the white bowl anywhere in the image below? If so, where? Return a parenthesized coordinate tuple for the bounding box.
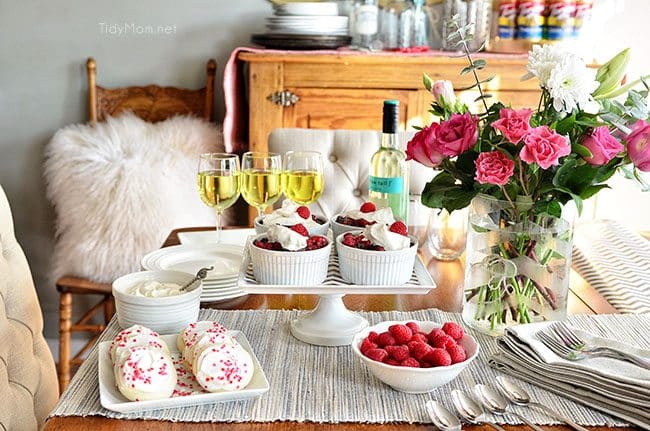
(112, 270, 201, 334)
(330, 213, 365, 239)
(351, 320, 479, 393)
(335, 231, 418, 285)
(254, 215, 330, 237)
(249, 233, 331, 285)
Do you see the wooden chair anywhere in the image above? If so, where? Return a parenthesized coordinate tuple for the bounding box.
(56, 57, 217, 393)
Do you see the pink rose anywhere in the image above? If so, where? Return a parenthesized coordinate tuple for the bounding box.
(626, 120, 650, 172)
(437, 112, 478, 156)
(406, 123, 445, 168)
(520, 126, 571, 169)
(432, 80, 456, 110)
(581, 126, 623, 166)
(474, 151, 515, 186)
(491, 108, 533, 144)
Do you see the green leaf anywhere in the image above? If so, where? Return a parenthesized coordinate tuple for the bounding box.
(423, 73, 434, 92)
(421, 172, 477, 213)
(580, 184, 610, 200)
(555, 114, 576, 135)
(474, 94, 493, 103)
(534, 200, 562, 218)
(572, 143, 594, 159)
(473, 59, 487, 69)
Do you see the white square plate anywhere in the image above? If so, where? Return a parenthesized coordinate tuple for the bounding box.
(98, 332, 269, 413)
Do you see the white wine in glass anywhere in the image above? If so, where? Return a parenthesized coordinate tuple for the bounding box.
(240, 152, 283, 216)
(282, 151, 324, 205)
(197, 153, 240, 243)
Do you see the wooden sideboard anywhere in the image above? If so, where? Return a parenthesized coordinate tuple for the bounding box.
(238, 51, 540, 153)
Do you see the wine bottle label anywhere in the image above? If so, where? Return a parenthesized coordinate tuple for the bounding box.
(369, 176, 403, 194)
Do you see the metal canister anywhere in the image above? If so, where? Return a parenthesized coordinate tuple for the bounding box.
(497, 0, 517, 39)
(517, 0, 545, 41)
(546, 0, 577, 40)
(573, 0, 593, 37)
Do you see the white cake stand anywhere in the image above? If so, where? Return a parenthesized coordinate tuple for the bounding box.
(239, 252, 435, 346)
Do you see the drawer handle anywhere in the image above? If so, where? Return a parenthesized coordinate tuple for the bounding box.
(267, 90, 300, 107)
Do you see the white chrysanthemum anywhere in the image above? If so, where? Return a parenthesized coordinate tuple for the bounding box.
(524, 44, 568, 86)
(546, 55, 599, 113)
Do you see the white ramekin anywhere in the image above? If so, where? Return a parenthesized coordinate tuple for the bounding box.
(330, 213, 366, 239)
(112, 270, 201, 334)
(249, 234, 331, 285)
(254, 215, 330, 237)
(335, 231, 418, 285)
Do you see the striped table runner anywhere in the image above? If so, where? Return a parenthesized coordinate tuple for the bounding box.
(572, 220, 650, 314)
(50, 308, 634, 426)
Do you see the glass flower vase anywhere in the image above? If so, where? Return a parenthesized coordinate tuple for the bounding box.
(462, 195, 573, 336)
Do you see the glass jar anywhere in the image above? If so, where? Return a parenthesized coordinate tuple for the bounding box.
(411, 0, 429, 47)
(352, 0, 380, 49)
(380, 0, 408, 49)
(425, 0, 444, 49)
(427, 207, 467, 260)
(442, 0, 491, 51)
(462, 195, 573, 336)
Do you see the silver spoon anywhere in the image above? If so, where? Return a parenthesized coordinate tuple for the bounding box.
(180, 266, 213, 291)
(496, 376, 589, 431)
(451, 389, 507, 431)
(425, 400, 462, 431)
(475, 384, 546, 431)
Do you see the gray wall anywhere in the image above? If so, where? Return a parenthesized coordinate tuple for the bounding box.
(0, 0, 265, 337)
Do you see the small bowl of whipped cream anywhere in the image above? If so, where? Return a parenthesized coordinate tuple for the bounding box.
(112, 270, 201, 334)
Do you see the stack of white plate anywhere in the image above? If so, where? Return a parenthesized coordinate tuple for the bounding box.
(141, 244, 245, 302)
(266, 2, 348, 36)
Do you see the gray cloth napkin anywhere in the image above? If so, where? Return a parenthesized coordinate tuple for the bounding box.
(489, 320, 650, 430)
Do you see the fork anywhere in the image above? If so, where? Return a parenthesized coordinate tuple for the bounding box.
(536, 322, 650, 370)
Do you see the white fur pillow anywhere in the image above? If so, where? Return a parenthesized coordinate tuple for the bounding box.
(44, 113, 225, 283)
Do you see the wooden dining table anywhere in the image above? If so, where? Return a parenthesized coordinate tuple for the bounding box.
(44, 227, 629, 431)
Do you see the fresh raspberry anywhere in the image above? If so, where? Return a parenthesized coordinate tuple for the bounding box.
(410, 333, 428, 344)
(432, 334, 457, 349)
(427, 328, 446, 344)
(442, 322, 465, 340)
(290, 223, 309, 237)
(296, 206, 311, 219)
(407, 340, 420, 352)
(400, 358, 421, 368)
(406, 322, 420, 333)
(385, 345, 410, 361)
(373, 245, 385, 251)
(364, 348, 388, 363)
(389, 221, 408, 236)
(446, 344, 467, 364)
(306, 235, 328, 250)
(385, 358, 400, 366)
(411, 342, 434, 361)
(360, 202, 376, 213)
(367, 331, 379, 343)
(388, 324, 413, 344)
(376, 332, 396, 347)
(360, 338, 378, 354)
(420, 361, 434, 368)
(426, 348, 452, 367)
(357, 218, 371, 227)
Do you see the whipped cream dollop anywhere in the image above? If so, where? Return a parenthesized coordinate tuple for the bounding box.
(262, 200, 319, 227)
(127, 280, 183, 297)
(340, 207, 395, 225)
(362, 223, 411, 251)
(265, 224, 307, 251)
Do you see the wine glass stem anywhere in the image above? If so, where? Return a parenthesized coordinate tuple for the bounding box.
(215, 209, 222, 243)
(256, 206, 263, 218)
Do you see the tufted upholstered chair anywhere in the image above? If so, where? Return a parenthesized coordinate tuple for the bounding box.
(268, 128, 433, 218)
(0, 184, 58, 430)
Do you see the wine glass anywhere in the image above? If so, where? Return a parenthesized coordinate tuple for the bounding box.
(427, 208, 468, 261)
(282, 151, 324, 205)
(197, 153, 241, 243)
(240, 152, 283, 217)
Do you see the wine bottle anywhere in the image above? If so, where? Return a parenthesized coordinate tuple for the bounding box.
(369, 100, 409, 222)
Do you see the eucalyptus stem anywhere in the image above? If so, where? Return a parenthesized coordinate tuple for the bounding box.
(450, 19, 489, 112)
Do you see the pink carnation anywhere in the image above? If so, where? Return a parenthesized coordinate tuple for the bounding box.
(520, 126, 571, 169)
(492, 108, 533, 144)
(474, 151, 515, 186)
(406, 124, 445, 168)
(437, 112, 478, 157)
(581, 126, 623, 166)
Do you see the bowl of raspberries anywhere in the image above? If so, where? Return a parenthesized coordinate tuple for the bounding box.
(351, 320, 478, 393)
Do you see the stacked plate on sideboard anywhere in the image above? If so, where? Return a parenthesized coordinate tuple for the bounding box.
(252, 2, 351, 50)
(141, 244, 246, 302)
